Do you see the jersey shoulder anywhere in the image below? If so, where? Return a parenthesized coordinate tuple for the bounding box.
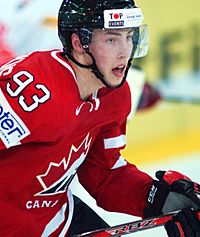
(0, 50, 77, 149)
(0, 49, 75, 81)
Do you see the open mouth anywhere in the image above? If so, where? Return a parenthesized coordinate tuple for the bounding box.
(112, 65, 126, 78)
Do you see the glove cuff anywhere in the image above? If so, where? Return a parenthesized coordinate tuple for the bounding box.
(144, 180, 170, 217)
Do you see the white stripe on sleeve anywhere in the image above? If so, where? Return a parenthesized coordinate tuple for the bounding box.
(111, 156, 127, 169)
(104, 135, 126, 149)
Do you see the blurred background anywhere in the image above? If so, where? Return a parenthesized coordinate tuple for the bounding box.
(123, 0, 200, 167)
(0, 0, 200, 236)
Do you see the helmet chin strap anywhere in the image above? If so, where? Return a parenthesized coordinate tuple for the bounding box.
(64, 48, 133, 89)
(84, 50, 133, 89)
(64, 51, 91, 69)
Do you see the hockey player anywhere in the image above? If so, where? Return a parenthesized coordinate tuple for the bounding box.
(0, 0, 200, 236)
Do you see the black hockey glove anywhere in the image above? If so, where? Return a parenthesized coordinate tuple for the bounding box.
(144, 170, 200, 217)
(165, 207, 200, 237)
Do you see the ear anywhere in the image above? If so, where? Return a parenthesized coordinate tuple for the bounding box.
(71, 33, 84, 54)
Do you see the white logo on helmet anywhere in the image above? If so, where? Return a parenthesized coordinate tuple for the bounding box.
(104, 8, 144, 29)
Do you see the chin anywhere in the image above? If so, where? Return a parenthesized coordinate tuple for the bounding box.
(104, 74, 124, 88)
(114, 77, 124, 86)
(107, 80, 124, 89)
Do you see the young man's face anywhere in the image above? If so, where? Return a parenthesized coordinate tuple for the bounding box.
(89, 28, 134, 88)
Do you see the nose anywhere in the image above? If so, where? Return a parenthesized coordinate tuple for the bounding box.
(117, 41, 131, 59)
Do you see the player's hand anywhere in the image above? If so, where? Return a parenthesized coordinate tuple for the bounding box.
(144, 170, 200, 217)
(165, 207, 200, 237)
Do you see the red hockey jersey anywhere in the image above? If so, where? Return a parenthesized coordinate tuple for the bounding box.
(0, 50, 152, 236)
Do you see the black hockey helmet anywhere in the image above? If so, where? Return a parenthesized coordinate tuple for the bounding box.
(58, 0, 148, 88)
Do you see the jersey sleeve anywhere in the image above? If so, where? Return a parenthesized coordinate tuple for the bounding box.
(0, 53, 51, 149)
(77, 119, 153, 218)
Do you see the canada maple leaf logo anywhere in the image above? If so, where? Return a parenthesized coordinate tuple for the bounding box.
(35, 133, 92, 196)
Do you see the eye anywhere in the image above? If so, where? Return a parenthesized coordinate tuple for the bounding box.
(106, 37, 116, 45)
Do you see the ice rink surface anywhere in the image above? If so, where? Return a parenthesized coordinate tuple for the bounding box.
(70, 151, 200, 237)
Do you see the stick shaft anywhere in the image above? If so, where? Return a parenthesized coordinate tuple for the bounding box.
(72, 211, 200, 237)
(72, 211, 178, 237)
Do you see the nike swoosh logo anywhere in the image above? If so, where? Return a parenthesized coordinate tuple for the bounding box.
(75, 102, 94, 116)
(75, 104, 84, 116)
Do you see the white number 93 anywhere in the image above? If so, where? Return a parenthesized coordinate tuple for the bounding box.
(6, 71, 51, 112)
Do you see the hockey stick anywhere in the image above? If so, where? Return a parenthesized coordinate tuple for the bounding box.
(71, 210, 200, 237)
(71, 189, 200, 237)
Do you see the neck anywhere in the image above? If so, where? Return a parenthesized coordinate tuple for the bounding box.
(70, 60, 104, 100)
